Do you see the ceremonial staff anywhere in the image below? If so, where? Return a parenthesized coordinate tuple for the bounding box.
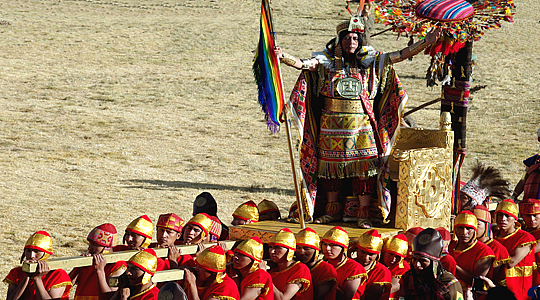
(253, 0, 306, 228)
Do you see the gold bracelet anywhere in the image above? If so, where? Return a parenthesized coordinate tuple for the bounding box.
(409, 39, 429, 56)
(280, 52, 297, 67)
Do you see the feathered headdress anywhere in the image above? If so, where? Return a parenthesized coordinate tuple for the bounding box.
(460, 160, 510, 209)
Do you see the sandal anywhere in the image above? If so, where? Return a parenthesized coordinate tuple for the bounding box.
(357, 219, 372, 229)
(314, 214, 337, 224)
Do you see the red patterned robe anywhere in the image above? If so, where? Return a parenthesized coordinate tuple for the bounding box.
(72, 261, 126, 300)
(363, 261, 391, 300)
(495, 229, 536, 300)
(334, 258, 368, 300)
(387, 260, 410, 300)
(3, 267, 72, 300)
(448, 240, 495, 289)
(310, 260, 337, 300)
(129, 285, 159, 300)
(196, 274, 240, 300)
(269, 261, 313, 300)
(240, 268, 274, 300)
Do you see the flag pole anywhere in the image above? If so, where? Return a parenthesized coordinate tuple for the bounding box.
(264, 0, 306, 229)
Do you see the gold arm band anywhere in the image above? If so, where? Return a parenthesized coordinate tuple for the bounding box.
(409, 39, 429, 56)
(324, 97, 364, 113)
(280, 52, 297, 67)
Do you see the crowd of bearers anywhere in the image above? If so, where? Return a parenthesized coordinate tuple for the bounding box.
(9, 193, 540, 300)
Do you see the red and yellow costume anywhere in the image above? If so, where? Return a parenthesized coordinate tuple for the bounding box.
(73, 224, 126, 300)
(193, 246, 239, 300)
(269, 229, 312, 300)
(3, 231, 72, 300)
(322, 227, 367, 300)
(449, 211, 495, 289)
(129, 286, 160, 300)
(519, 197, 540, 285)
(234, 237, 273, 300)
(355, 229, 391, 300)
(495, 200, 536, 300)
(127, 248, 159, 299)
(153, 213, 184, 271)
(382, 234, 410, 300)
(296, 228, 336, 300)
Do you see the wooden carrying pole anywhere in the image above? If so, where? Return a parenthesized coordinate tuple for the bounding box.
(22, 241, 236, 273)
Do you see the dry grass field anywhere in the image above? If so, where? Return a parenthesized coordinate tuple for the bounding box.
(0, 0, 538, 294)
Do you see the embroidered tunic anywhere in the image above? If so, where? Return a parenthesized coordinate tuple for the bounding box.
(310, 260, 337, 300)
(3, 267, 72, 300)
(448, 240, 495, 289)
(334, 258, 368, 300)
(241, 268, 274, 300)
(523, 154, 540, 199)
(72, 261, 126, 300)
(495, 229, 536, 300)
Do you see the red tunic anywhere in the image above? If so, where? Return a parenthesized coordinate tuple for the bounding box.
(363, 262, 391, 300)
(495, 229, 536, 300)
(269, 261, 313, 300)
(241, 268, 274, 300)
(448, 240, 495, 289)
(157, 254, 196, 271)
(73, 261, 127, 300)
(197, 274, 240, 300)
(334, 258, 367, 300)
(440, 254, 457, 275)
(310, 260, 337, 300)
(3, 267, 72, 300)
(527, 228, 540, 285)
(129, 285, 159, 300)
(387, 260, 410, 300)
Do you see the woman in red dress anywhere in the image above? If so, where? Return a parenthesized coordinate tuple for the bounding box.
(321, 226, 366, 300)
(4, 231, 72, 300)
(295, 228, 336, 300)
(268, 229, 313, 300)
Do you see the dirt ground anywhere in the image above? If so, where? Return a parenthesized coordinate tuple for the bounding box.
(0, 0, 538, 294)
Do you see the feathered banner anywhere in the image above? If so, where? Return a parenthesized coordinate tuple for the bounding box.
(253, 0, 285, 133)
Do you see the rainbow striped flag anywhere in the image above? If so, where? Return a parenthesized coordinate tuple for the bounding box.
(253, 0, 284, 133)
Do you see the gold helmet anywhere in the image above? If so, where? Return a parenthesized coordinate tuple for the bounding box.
(24, 231, 53, 261)
(196, 245, 227, 283)
(269, 228, 296, 261)
(383, 234, 408, 258)
(127, 248, 158, 285)
(234, 236, 264, 272)
(454, 210, 478, 231)
(321, 226, 349, 255)
(233, 201, 259, 223)
(258, 199, 280, 214)
(126, 215, 153, 248)
(495, 199, 519, 220)
(356, 229, 384, 254)
(185, 213, 214, 242)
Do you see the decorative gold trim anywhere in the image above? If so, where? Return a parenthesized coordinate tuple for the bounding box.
(49, 281, 73, 290)
(129, 285, 155, 300)
(506, 265, 534, 278)
(280, 53, 296, 67)
(324, 97, 363, 113)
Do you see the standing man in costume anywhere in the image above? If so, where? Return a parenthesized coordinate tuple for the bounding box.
(277, 9, 441, 227)
(448, 211, 494, 293)
(519, 198, 540, 285)
(494, 199, 536, 300)
(513, 128, 540, 201)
